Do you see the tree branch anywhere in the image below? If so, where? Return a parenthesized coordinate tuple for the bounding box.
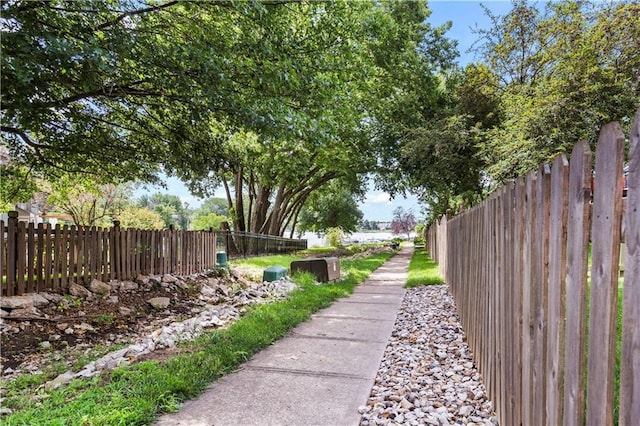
(95, 1, 180, 30)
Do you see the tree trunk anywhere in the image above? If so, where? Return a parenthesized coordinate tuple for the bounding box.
(234, 168, 246, 232)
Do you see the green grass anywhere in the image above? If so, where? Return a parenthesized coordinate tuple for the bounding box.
(2, 251, 393, 425)
(405, 248, 444, 288)
(231, 254, 303, 269)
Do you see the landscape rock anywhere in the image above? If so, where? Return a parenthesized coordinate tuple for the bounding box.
(89, 279, 111, 296)
(0, 295, 35, 310)
(359, 285, 496, 425)
(5, 267, 298, 394)
(0, 309, 8, 318)
(69, 282, 92, 299)
(162, 274, 178, 283)
(8, 306, 43, 318)
(147, 297, 171, 309)
(120, 281, 139, 292)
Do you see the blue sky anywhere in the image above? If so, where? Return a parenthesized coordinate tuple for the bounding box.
(135, 1, 514, 221)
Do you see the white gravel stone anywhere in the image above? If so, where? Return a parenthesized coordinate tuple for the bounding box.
(360, 285, 497, 425)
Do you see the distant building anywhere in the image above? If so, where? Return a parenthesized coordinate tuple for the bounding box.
(377, 222, 391, 230)
(13, 202, 42, 223)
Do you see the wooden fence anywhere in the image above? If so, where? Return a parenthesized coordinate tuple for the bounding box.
(426, 112, 639, 425)
(1, 216, 217, 296)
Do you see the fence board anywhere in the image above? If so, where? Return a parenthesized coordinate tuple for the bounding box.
(513, 178, 525, 426)
(17, 221, 26, 295)
(36, 223, 44, 291)
(620, 109, 640, 425)
(586, 123, 625, 425)
(546, 153, 569, 425)
(61, 225, 69, 290)
(522, 170, 536, 425)
(562, 140, 592, 426)
(533, 164, 551, 425)
(6, 213, 17, 295)
(27, 222, 35, 292)
(0, 220, 4, 294)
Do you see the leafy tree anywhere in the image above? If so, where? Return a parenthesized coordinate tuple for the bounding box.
(116, 206, 164, 230)
(191, 213, 227, 231)
(197, 198, 229, 217)
(175, 1, 456, 237)
(473, 0, 640, 183)
(137, 193, 189, 230)
(1, 0, 458, 233)
(46, 175, 130, 227)
(391, 207, 416, 239)
(0, 164, 39, 212)
(297, 182, 364, 235)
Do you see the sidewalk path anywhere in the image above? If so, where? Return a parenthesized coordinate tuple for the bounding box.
(155, 245, 412, 426)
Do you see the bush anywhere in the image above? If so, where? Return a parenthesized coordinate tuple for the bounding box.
(325, 227, 345, 248)
(413, 237, 425, 246)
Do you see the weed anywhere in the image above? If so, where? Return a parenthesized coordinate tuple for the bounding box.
(94, 314, 115, 326)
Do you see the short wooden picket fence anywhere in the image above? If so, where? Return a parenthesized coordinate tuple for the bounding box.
(0, 218, 217, 296)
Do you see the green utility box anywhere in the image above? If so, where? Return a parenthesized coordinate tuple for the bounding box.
(290, 257, 340, 282)
(263, 265, 288, 282)
(216, 252, 228, 267)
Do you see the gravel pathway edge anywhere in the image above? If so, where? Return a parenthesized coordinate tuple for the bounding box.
(360, 284, 498, 426)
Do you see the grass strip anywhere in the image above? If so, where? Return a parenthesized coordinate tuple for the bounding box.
(405, 247, 444, 288)
(3, 251, 393, 426)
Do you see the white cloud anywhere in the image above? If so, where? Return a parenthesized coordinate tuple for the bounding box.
(364, 192, 392, 204)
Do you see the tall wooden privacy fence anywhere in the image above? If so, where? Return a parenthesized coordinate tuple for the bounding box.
(426, 112, 639, 425)
(1, 215, 217, 297)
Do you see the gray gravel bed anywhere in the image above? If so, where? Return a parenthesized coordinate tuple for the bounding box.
(359, 284, 498, 426)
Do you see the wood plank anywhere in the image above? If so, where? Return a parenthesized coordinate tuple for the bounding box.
(69, 226, 76, 286)
(17, 221, 26, 295)
(61, 225, 69, 290)
(562, 140, 591, 426)
(620, 108, 640, 425)
(496, 189, 506, 420)
(522, 170, 537, 425)
(109, 224, 116, 281)
(96, 227, 103, 282)
(545, 154, 569, 425)
(513, 178, 525, 426)
(52, 224, 61, 291)
(0, 220, 4, 296)
(124, 228, 131, 280)
(532, 164, 551, 425)
(26, 222, 35, 292)
(76, 226, 83, 283)
(43, 223, 52, 293)
(586, 122, 625, 425)
(6, 214, 18, 296)
(90, 226, 97, 282)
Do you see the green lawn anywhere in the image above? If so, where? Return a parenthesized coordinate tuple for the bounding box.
(231, 254, 303, 269)
(405, 248, 444, 288)
(2, 251, 394, 425)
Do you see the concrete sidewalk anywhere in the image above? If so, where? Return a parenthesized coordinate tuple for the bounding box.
(155, 245, 412, 426)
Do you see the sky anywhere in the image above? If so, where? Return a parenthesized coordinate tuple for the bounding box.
(134, 1, 515, 222)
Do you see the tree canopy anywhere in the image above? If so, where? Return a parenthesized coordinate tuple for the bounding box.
(387, 0, 639, 223)
(1, 0, 457, 235)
